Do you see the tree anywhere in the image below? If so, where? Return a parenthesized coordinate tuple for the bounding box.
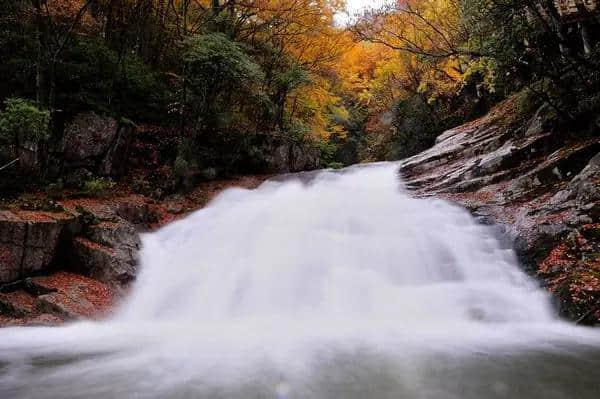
(0, 98, 50, 172)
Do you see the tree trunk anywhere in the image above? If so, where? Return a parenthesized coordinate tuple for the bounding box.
(180, 0, 189, 141)
(32, 0, 47, 107)
(580, 22, 593, 55)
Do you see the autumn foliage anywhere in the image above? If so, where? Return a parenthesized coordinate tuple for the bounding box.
(1, 0, 599, 180)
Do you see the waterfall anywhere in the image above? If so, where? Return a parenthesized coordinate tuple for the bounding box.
(1, 163, 599, 399)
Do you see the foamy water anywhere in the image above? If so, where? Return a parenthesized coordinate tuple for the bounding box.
(1, 163, 599, 398)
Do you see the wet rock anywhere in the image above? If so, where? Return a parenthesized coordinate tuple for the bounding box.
(0, 291, 34, 317)
(70, 236, 137, 290)
(86, 220, 140, 250)
(505, 141, 600, 200)
(20, 214, 62, 275)
(290, 144, 320, 172)
(268, 143, 291, 173)
(0, 196, 147, 291)
(26, 313, 64, 326)
(400, 99, 600, 322)
(35, 293, 78, 319)
(57, 199, 151, 289)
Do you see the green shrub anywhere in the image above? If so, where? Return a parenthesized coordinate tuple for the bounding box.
(132, 177, 152, 195)
(46, 178, 64, 192)
(326, 162, 344, 169)
(515, 88, 542, 121)
(83, 177, 116, 196)
(461, 58, 501, 95)
(58, 38, 168, 121)
(185, 33, 264, 88)
(389, 95, 441, 159)
(317, 139, 337, 159)
(286, 120, 311, 141)
(173, 155, 189, 187)
(0, 98, 50, 146)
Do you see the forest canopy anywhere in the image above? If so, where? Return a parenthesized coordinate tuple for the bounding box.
(1, 0, 599, 190)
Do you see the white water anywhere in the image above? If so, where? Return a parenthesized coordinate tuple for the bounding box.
(1, 163, 599, 398)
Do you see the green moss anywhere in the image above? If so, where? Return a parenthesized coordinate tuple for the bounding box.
(82, 178, 115, 196)
(75, 205, 100, 226)
(515, 88, 542, 122)
(326, 162, 344, 169)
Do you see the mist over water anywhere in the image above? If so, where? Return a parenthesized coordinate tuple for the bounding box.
(1, 163, 599, 398)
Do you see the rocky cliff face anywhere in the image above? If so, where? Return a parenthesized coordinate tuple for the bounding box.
(400, 100, 600, 323)
(0, 197, 151, 324)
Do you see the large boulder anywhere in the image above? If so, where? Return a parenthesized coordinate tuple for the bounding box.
(266, 141, 321, 173)
(0, 210, 80, 283)
(0, 198, 150, 288)
(63, 112, 118, 162)
(63, 202, 149, 291)
(290, 144, 320, 172)
(266, 143, 291, 173)
(62, 112, 134, 177)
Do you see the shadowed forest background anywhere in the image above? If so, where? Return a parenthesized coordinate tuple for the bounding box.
(1, 0, 599, 197)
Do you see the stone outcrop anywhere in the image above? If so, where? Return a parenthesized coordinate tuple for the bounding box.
(0, 196, 156, 289)
(69, 220, 140, 288)
(266, 141, 320, 173)
(62, 112, 135, 177)
(61, 199, 156, 291)
(0, 197, 151, 325)
(0, 210, 81, 282)
(400, 99, 600, 323)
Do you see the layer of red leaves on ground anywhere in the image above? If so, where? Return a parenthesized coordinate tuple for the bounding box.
(538, 224, 600, 312)
(0, 290, 36, 313)
(74, 236, 115, 254)
(149, 174, 272, 228)
(0, 272, 116, 326)
(13, 211, 56, 222)
(34, 271, 116, 319)
(539, 243, 574, 276)
(96, 220, 119, 229)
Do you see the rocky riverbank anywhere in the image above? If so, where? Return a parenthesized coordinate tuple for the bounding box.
(400, 99, 600, 324)
(3, 100, 598, 326)
(0, 175, 270, 326)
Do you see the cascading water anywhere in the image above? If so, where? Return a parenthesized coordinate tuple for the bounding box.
(1, 163, 599, 399)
